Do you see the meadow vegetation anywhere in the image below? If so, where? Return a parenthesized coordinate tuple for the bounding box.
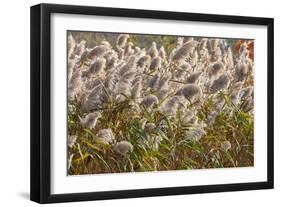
(67, 32, 254, 175)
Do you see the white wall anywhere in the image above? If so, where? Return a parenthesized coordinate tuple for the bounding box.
(0, 0, 279, 206)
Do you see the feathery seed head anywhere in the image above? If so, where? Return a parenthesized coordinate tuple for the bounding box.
(178, 84, 202, 100)
(96, 128, 115, 144)
(159, 46, 167, 59)
(114, 141, 133, 155)
(88, 58, 106, 76)
(220, 140, 231, 152)
(173, 41, 197, 61)
(147, 73, 160, 89)
(210, 74, 230, 93)
(68, 135, 77, 148)
(116, 34, 130, 48)
(186, 71, 202, 84)
(141, 94, 159, 108)
(149, 56, 162, 70)
(137, 55, 151, 68)
(80, 112, 101, 129)
(87, 45, 110, 59)
(209, 62, 224, 78)
(184, 127, 206, 142)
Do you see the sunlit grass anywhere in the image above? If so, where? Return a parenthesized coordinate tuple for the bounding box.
(68, 92, 253, 175)
(67, 33, 254, 175)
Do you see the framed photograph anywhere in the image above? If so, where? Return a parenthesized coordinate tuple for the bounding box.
(30, 3, 274, 203)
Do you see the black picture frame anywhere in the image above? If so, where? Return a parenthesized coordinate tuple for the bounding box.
(30, 3, 274, 204)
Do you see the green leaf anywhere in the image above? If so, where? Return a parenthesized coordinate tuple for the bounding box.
(74, 153, 90, 163)
(82, 140, 100, 151)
